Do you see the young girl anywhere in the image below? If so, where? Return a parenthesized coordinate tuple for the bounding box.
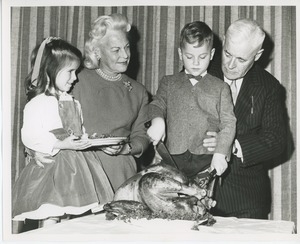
(12, 37, 114, 232)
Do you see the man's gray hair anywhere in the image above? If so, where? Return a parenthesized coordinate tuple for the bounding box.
(226, 18, 265, 52)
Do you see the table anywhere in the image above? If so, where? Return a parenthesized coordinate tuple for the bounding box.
(10, 213, 296, 242)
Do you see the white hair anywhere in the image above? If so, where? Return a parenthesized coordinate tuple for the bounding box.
(226, 18, 265, 52)
(84, 13, 131, 69)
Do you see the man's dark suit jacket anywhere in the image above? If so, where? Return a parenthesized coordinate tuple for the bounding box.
(208, 59, 286, 218)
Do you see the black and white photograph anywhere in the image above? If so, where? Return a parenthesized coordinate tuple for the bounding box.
(2, 0, 299, 242)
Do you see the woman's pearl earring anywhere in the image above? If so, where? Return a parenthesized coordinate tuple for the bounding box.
(94, 51, 101, 61)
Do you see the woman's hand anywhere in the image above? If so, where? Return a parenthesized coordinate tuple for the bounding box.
(203, 131, 218, 152)
(101, 144, 124, 156)
(54, 135, 92, 150)
(147, 117, 166, 146)
(25, 148, 54, 168)
(34, 152, 54, 168)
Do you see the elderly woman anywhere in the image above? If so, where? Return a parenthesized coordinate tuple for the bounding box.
(73, 13, 150, 191)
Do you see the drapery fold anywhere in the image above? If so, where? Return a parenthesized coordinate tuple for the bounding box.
(10, 6, 296, 224)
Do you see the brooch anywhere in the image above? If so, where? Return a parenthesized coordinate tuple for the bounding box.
(123, 80, 133, 92)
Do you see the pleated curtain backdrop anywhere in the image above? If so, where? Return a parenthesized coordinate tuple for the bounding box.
(10, 6, 297, 225)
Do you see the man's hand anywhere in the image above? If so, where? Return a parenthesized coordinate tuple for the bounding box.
(203, 131, 218, 152)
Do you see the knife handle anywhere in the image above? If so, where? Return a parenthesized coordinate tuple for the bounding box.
(144, 121, 151, 129)
(210, 168, 216, 175)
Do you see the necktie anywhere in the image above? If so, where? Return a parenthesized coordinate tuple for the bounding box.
(187, 74, 202, 81)
(230, 79, 238, 104)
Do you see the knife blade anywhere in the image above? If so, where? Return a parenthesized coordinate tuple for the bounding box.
(156, 141, 179, 169)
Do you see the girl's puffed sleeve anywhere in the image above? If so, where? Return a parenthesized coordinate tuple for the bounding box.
(21, 95, 62, 156)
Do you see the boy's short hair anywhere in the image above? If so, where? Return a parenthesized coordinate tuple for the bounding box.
(180, 21, 214, 49)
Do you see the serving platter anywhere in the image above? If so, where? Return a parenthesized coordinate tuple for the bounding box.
(82, 137, 128, 147)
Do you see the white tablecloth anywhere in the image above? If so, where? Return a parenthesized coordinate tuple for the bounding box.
(11, 212, 296, 242)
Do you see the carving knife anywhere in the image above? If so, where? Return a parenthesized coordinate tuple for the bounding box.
(144, 121, 179, 169)
(156, 141, 179, 170)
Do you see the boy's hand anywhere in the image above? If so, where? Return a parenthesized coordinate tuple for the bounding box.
(147, 117, 166, 146)
(211, 153, 228, 176)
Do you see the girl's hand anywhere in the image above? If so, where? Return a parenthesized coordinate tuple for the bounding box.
(81, 133, 89, 140)
(101, 144, 124, 156)
(147, 117, 166, 146)
(203, 131, 218, 152)
(211, 153, 228, 176)
(54, 135, 92, 150)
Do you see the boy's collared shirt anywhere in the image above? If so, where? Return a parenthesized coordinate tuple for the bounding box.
(186, 70, 208, 86)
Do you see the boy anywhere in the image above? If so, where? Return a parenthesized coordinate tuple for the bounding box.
(147, 21, 236, 178)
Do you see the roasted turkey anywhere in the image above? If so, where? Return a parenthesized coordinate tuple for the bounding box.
(103, 163, 217, 226)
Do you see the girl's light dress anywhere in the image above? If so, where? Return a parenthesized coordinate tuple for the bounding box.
(12, 93, 114, 221)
